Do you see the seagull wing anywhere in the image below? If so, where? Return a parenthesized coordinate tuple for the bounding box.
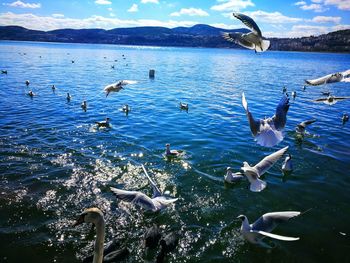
(141, 165, 162, 198)
(305, 72, 341, 86)
(242, 92, 260, 136)
(250, 230, 300, 241)
(313, 97, 328, 102)
(254, 146, 289, 176)
(298, 119, 316, 128)
(252, 211, 301, 233)
(222, 32, 255, 50)
(110, 187, 156, 211)
(233, 13, 262, 37)
(273, 95, 290, 130)
(333, 97, 350, 101)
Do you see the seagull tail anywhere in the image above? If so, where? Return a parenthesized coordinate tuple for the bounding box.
(256, 127, 283, 147)
(249, 178, 267, 192)
(260, 39, 270, 52)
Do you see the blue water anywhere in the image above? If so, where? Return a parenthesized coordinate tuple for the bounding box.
(0, 41, 350, 262)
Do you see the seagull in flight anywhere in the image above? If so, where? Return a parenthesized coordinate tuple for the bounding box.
(242, 92, 290, 147)
(241, 146, 289, 192)
(104, 80, 137, 97)
(110, 165, 178, 212)
(237, 211, 300, 248)
(305, 69, 350, 86)
(296, 119, 316, 135)
(313, 95, 350, 105)
(223, 13, 270, 53)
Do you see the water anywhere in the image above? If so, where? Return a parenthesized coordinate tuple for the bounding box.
(0, 41, 350, 263)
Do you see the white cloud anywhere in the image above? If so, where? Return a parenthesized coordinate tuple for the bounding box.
(332, 24, 350, 31)
(0, 12, 198, 30)
(108, 7, 112, 11)
(128, 4, 138, 12)
(3, 1, 40, 8)
(244, 10, 303, 23)
(311, 0, 323, 3)
(110, 13, 115, 17)
(141, 0, 159, 4)
(94, 0, 111, 5)
(294, 1, 306, 5)
(312, 15, 341, 23)
(211, 0, 254, 11)
(52, 13, 64, 18)
(170, 8, 209, 17)
(209, 22, 241, 29)
(324, 0, 350, 10)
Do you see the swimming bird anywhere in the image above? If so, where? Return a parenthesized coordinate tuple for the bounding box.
(282, 86, 287, 93)
(73, 208, 129, 263)
(111, 65, 115, 69)
(71, 60, 75, 63)
(296, 119, 316, 135)
(292, 91, 296, 100)
(242, 92, 290, 147)
(144, 225, 162, 249)
(104, 80, 136, 97)
(282, 154, 293, 172)
(165, 143, 184, 158)
(223, 13, 270, 53)
(237, 211, 300, 248)
(110, 165, 178, 212)
(241, 146, 289, 192)
(27, 90, 35, 97)
(52, 85, 56, 91)
(96, 118, 111, 128)
(156, 232, 179, 263)
(1, 70, 7, 74)
(313, 95, 350, 105)
(25, 80, 30, 87)
(224, 167, 244, 184)
(122, 104, 130, 113)
(302, 86, 306, 91)
(67, 93, 72, 101)
(179, 102, 189, 111)
(305, 69, 350, 86)
(342, 113, 349, 124)
(81, 100, 87, 111)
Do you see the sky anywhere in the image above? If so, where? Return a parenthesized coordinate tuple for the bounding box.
(0, 0, 349, 37)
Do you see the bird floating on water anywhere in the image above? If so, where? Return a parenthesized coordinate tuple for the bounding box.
(51, 85, 56, 91)
(342, 113, 349, 124)
(73, 207, 129, 263)
(223, 13, 270, 53)
(282, 86, 287, 93)
(81, 100, 87, 111)
(224, 167, 244, 184)
(25, 80, 30, 87)
(165, 143, 184, 158)
(1, 70, 7, 74)
(292, 91, 296, 100)
(66, 93, 72, 102)
(241, 146, 289, 192)
(282, 154, 293, 173)
(96, 117, 111, 128)
(27, 90, 35, 97)
(179, 102, 189, 111)
(296, 119, 316, 136)
(242, 92, 290, 147)
(110, 165, 178, 212)
(122, 104, 130, 113)
(313, 95, 350, 105)
(104, 80, 137, 97)
(237, 211, 300, 248)
(305, 69, 350, 86)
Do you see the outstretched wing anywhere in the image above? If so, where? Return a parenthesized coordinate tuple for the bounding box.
(222, 32, 255, 50)
(110, 187, 156, 211)
(305, 72, 342, 86)
(273, 95, 290, 130)
(250, 230, 300, 241)
(254, 146, 289, 176)
(141, 165, 162, 198)
(252, 211, 300, 232)
(313, 97, 328, 102)
(298, 119, 316, 128)
(242, 92, 260, 136)
(233, 13, 262, 37)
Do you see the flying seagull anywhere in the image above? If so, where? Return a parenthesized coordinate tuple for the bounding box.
(223, 13, 270, 53)
(104, 80, 137, 97)
(241, 146, 289, 192)
(237, 211, 300, 248)
(305, 69, 350, 86)
(242, 92, 290, 147)
(295, 119, 316, 135)
(110, 165, 178, 212)
(313, 95, 350, 105)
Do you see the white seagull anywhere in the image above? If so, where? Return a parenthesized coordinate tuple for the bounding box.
(241, 146, 289, 192)
(110, 165, 178, 212)
(242, 92, 290, 147)
(104, 80, 137, 97)
(305, 69, 350, 86)
(282, 154, 293, 172)
(96, 117, 111, 128)
(313, 95, 350, 105)
(223, 13, 270, 53)
(296, 119, 316, 135)
(237, 211, 300, 248)
(224, 167, 244, 183)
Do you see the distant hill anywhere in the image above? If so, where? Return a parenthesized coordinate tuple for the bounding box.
(0, 25, 349, 52)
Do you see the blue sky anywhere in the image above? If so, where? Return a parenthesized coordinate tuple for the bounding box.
(0, 0, 349, 37)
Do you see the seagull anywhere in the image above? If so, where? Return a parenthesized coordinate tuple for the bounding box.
(66, 93, 72, 102)
(122, 104, 130, 113)
(305, 69, 350, 86)
(282, 154, 293, 172)
(81, 100, 87, 111)
(179, 102, 189, 111)
(165, 143, 184, 158)
(302, 86, 306, 91)
(25, 80, 30, 87)
(342, 113, 349, 124)
(282, 86, 287, 93)
(1, 70, 7, 74)
(51, 85, 56, 92)
(104, 80, 137, 97)
(96, 117, 111, 128)
(223, 13, 270, 53)
(241, 146, 289, 192)
(296, 119, 316, 135)
(242, 92, 290, 147)
(313, 95, 350, 105)
(237, 211, 300, 248)
(27, 90, 35, 97)
(224, 167, 244, 183)
(110, 165, 178, 212)
(291, 91, 296, 100)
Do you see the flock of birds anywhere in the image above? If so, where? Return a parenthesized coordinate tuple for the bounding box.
(2, 11, 349, 263)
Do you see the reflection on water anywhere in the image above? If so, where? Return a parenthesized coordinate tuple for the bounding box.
(0, 41, 350, 262)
